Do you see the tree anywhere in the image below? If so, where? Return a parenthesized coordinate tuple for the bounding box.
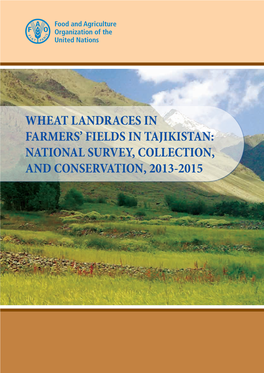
(1, 182, 60, 211)
(165, 194, 206, 215)
(117, 193, 137, 207)
(61, 188, 84, 210)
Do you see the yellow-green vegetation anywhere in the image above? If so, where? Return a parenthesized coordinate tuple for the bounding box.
(1, 205, 264, 305)
(1, 68, 264, 305)
(1, 274, 263, 305)
(2, 241, 264, 276)
(2, 221, 264, 251)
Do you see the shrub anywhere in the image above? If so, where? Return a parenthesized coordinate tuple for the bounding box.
(213, 201, 264, 220)
(85, 196, 95, 203)
(120, 215, 133, 220)
(165, 195, 206, 215)
(58, 237, 74, 246)
(165, 194, 264, 219)
(192, 238, 203, 245)
(61, 216, 80, 224)
(158, 215, 172, 220)
(69, 223, 103, 234)
(135, 210, 146, 218)
(197, 218, 232, 226)
(250, 203, 264, 220)
(174, 216, 195, 225)
(189, 200, 206, 215)
(3, 236, 12, 242)
(61, 188, 84, 210)
(85, 211, 102, 220)
(117, 193, 137, 207)
(97, 196, 106, 204)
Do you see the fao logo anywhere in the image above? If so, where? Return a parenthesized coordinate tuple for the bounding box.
(25, 19, 50, 44)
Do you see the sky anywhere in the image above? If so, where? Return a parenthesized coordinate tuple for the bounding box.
(75, 68, 264, 136)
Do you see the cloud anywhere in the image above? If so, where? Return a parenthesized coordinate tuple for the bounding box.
(151, 70, 233, 107)
(136, 68, 207, 84)
(136, 68, 264, 115)
(242, 81, 264, 106)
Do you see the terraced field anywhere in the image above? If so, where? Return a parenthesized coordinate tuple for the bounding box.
(1, 208, 263, 305)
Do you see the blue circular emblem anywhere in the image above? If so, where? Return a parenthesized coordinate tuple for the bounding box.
(25, 19, 50, 44)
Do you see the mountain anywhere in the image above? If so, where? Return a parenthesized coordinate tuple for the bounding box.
(244, 134, 264, 149)
(1, 69, 264, 203)
(241, 140, 264, 181)
(164, 109, 245, 163)
(163, 109, 239, 140)
(0, 69, 143, 107)
(164, 109, 219, 137)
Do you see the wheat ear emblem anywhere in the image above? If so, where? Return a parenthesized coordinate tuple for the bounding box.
(30, 21, 45, 43)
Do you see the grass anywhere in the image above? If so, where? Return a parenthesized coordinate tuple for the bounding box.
(1, 229, 65, 243)
(1, 208, 264, 305)
(3, 220, 264, 251)
(2, 241, 264, 279)
(1, 211, 61, 231)
(1, 273, 263, 305)
(149, 226, 264, 250)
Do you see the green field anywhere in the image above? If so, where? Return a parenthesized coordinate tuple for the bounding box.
(1, 204, 264, 306)
(2, 273, 263, 305)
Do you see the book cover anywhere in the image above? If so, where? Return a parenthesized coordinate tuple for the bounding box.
(1, 1, 263, 372)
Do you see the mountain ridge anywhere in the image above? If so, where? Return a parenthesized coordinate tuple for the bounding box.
(1, 69, 263, 203)
(241, 140, 264, 181)
(1, 69, 144, 107)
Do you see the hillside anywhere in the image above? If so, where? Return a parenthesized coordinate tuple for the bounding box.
(244, 134, 264, 149)
(0, 69, 143, 107)
(1, 68, 264, 203)
(241, 140, 264, 181)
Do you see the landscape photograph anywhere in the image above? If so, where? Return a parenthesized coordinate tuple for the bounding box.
(0, 68, 264, 305)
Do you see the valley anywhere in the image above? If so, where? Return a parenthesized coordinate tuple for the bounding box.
(1, 68, 263, 305)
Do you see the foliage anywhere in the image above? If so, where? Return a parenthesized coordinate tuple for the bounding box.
(135, 210, 146, 217)
(1, 197, 264, 306)
(97, 196, 107, 204)
(214, 201, 264, 220)
(165, 194, 264, 220)
(165, 195, 206, 215)
(117, 193, 137, 207)
(61, 188, 84, 210)
(1, 182, 60, 211)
